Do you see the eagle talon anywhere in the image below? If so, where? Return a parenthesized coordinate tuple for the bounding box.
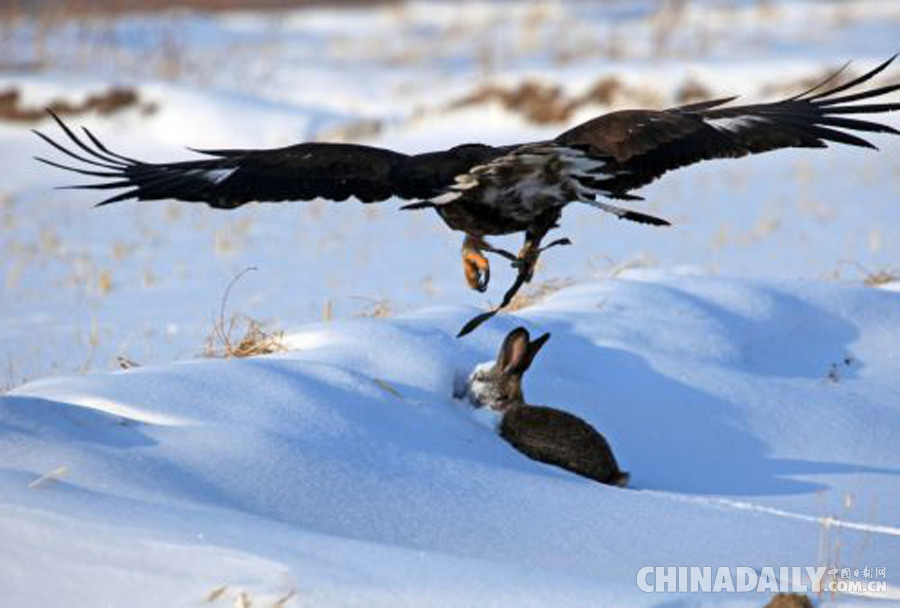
(463, 234, 499, 292)
(463, 252, 490, 291)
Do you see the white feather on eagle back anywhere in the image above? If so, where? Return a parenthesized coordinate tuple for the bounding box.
(428, 144, 612, 222)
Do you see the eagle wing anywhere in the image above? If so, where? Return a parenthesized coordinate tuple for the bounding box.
(556, 56, 900, 199)
(34, 111, 508, 208)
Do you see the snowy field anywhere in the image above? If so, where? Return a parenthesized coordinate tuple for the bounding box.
(1, 1, 899, 606)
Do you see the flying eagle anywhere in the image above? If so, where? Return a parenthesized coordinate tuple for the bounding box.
(35, 57, 899, 329)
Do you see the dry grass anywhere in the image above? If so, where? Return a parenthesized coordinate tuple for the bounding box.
(0, 85, 155, 123)
(350, 296, 393, 318)
(674, 77, 713, 104)
(444, 60, 868, 128)
(204, 585, 296, 607)
(2, 354, 20, 393)
(504, 257, 655, 313)
(446, 76, 639, 124)
(448, 81, 573, 124)
(505, 277, 576, 312)
(205, 586, 228, 602)
(815, 491, 875, 602)
(595, 256, 655, 279)
(315, 117, 384, 143)
(765, 593, 812, 608)
(861, 269, 899, 288)
(444, 72, 695, 125)
(0, 0, 393, 16)
(28, 465, 68, 489)
(824, 260, 899, 287)
(273, 590, 297, 607)
(116, 355, 141, 369)
(203, 267, 287, 359)
(205, 316, 286, 359)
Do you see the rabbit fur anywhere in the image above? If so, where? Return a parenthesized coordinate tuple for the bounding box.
(464, 327, 629, 487)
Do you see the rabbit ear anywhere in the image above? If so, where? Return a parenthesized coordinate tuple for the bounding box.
(497, 327, 531, 375)
(521, 332, 550, 372)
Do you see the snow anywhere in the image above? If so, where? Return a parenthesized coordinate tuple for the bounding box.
(3, 277, 900, 606)
(1, 1, 900, 605)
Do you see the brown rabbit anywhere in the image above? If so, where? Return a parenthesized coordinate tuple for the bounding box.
(464, 327, 629, 487)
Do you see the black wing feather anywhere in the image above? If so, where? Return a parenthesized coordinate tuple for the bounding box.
(556, 57, 899, 198)
(35, 111, 506, 208)
(36, 58, 898, 208)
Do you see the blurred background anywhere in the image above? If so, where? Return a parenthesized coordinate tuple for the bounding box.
(1, 0, 898, 385)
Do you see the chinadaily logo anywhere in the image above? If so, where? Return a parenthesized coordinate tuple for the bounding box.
(636, 566, 888, 595)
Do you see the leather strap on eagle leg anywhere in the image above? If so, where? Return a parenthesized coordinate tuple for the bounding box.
(456, 252, 538, 337)
(457, 217, 565, 338)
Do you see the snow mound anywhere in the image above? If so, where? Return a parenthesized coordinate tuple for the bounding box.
(3, 275, 899, 606)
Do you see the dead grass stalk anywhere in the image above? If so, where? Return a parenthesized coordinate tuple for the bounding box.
(203, 266, 286, 358)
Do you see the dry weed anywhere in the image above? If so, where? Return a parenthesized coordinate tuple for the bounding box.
(204, 585, 296, 607)
(373, 377, 403, 398)
(316, 118, 384, 143)
(815, 491, 872, 603)
(28, 466, 68, 489)
(765, 593, 812, 608)
(445, 74, 669, 125)
(273, 589, 297, 607)
(505, 278, 575, 312)
(0, 86, 155, 123)
(825, 260, 898, 287)
(203, 267, 287, 359)
(447, 81, 572, 124)
(3, 354, 20, 392)
(675, 77, 713, 104)
(602, 257, 654, 279)
(116, 356, 141, 369)
(2, 0, 394, 17)
(350, 296, 393, 318)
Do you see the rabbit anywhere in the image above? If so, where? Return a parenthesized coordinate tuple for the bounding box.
(464, 326, 629, 487)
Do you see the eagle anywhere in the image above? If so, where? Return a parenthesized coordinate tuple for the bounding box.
(35, 57, 899, 331)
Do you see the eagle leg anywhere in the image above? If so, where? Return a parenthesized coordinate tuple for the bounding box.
(456, 215, 565, 338)
(462, 234, 492, 292)
(512, 212, 568, 284)
(512, 236, 572, 281)
(515, 239, 542, 284)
